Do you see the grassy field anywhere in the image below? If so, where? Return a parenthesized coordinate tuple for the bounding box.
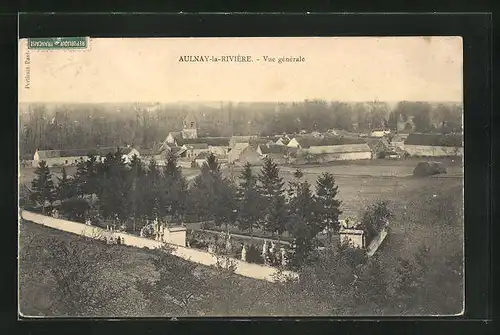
(224, 162, 463, 219)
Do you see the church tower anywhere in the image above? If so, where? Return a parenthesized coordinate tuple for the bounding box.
(181, 114, 198, 139)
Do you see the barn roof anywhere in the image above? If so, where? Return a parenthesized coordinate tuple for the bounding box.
(228, 142, 253, 161)
(203, 137, 231, 147)
(35, 146, 135, 159)
(292, 136, 365, 148)
(308, 143, 372, 154)
(184, 143, 209, 150)
(404, 133, 463, 147)
(365, 138, 390, 151)
(249, 138, 274, 148)
(258, 144, 292, 155)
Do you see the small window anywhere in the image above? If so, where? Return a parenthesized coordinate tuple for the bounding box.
(190, 122, 194, 128)
(65, 160, 68, 164)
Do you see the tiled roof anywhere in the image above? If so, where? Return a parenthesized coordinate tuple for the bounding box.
(203, 137, 231, 147)
(293, 136, 365, 148)
(35, 146, 134, 159)
(184, 143, 209, 150)
(259, 144, 292, 155)
(308, 143, 372, 154)
(195, 151, 211, 160)
(404, 133, 463, 147)
(249, 138, 274, 148)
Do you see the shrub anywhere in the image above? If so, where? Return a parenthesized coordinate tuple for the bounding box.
(246, 244, 264, 264)
(359, 200, 393, 244)
(413, 161, 447, 177)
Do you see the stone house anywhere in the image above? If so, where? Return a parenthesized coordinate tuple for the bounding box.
(228, 142, 262, 166)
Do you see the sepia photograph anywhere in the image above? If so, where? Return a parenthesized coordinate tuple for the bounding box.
(18, 36, 464, 317)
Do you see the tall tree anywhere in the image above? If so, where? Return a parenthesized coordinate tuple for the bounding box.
(30, 161, 55, 214)
(258, 157, 287, 237)
(144, 157, 162, 220)
(236, 163, 261, 236)
(314, 172, 342, 242)
(128, 154, 146, 231)
(161, 150, 188, 221)
(56, 167, 75, 202)
(97, 149, 131, 223)
(287, 179, 316, 269)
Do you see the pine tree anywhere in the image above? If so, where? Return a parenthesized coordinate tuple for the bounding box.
(258, 157, 287, 236)
(236, 163, 260, 236)
(314, 172, 342, 242)
(56, 166, 75, 201)
(97, 149, 131, 223)
(128, 154, 146, 231)
(287, 179, 316, 268)
(145, 157, 162, 220)
(161, 150, 188, 221)
(30, 160, 56, 214)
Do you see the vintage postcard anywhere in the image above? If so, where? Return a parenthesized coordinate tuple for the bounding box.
(18, 36, 464, 317)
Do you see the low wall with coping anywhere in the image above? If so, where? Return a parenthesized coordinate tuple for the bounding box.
(20, 210, 297, 283)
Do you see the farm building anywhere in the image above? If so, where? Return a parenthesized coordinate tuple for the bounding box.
(203, 137, 231, 156)
(33, 146, 140, 167)
(228, 142, 262, 166)
(257, 144, 296, 165)
(370, 129, 391, 138)
(181, 142, 209, 160)
(287, 136, 372, 162)
(275, 134, 291, 146)
(389, 134, 405, 150)
(141, 146, 186, 165)
(404, 133, 463, 157)
(229, 135, 254, 149)
(193, 152, 211, 168)
(249, 137, 276, 148)
(365, 137, 391, 159)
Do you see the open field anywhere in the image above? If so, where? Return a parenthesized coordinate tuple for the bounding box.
(224, 162, 463, 219)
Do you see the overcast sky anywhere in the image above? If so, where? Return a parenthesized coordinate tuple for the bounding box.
(19, 37, 463, 104)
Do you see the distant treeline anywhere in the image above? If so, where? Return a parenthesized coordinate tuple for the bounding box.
(19, 100, 463, 157)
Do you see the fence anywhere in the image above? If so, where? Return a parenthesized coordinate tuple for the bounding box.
(20, 210, 297, 283)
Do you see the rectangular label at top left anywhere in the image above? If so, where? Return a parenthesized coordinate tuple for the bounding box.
(28, 37, 89, 50)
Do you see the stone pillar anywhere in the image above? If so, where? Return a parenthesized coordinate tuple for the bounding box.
(281, 247, 288, 266)
(241, 244, 247, 261)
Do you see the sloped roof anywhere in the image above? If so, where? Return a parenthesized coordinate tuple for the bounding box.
(203, 137, 231, 147)
(308, 143, 372, 154)
(249, 138, 274, 148)
(293, 136, 365, 148)
(195, 151, 211, 160)
(228, 142, 251, 161)
(259, 144, 291, 155)
(404, 133, 463, 147)
(184, 143, 209, 150)
(276, 138, 290, 145)
(36, 146, 132, 159)
(365, 138, 390, 151)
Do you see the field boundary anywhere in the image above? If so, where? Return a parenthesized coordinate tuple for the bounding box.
(20, 210, 298, 283)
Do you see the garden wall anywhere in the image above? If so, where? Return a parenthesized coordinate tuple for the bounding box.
(20, 210, 297, 283)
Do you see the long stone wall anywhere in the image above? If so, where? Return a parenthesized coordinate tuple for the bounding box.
(20, 210, 297, 283)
